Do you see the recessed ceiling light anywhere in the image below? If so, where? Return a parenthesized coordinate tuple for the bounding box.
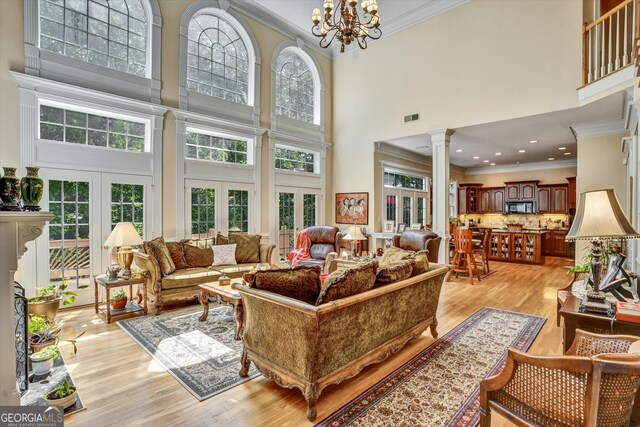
(483, 160, 489, 163)
(495, 152, 502, 156)
(518, 149, 526, 153)
(455, 149, 462, 153)
(558, 147, 566, 150)
(564, 152, 572, 155)
(490, 163, 496, 166)
(473, 156, 479, 159)
(516, 161, 521, 164)
(529, 140, 538, 144)
(548, 157, 555, 161)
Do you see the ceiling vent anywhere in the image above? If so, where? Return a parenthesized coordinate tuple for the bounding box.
(404, 113, 419, 123)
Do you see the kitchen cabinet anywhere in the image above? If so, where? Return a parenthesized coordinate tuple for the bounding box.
(488, 231, 544, 264)
(537, 187, 551, 212)
(553, 186, 568, 213)
(567, 177, 576, 210)
(479, 187, 505, 214)
(504, 181, 539, 202)
(537, 184, 568, 214)
(458, 184, 482, 214)
(543, 230, 571, 257)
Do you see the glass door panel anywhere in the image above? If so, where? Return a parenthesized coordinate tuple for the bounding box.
(111, 183, 145, 235)
(228, 189, 249, 233)
(278, 192, 296, 260)
(191, 187, 216, 239)
(275, 187, 321, 261)
(303, 193, 318, 228)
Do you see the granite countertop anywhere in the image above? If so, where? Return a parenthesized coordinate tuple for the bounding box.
(491, 228, 569, 234)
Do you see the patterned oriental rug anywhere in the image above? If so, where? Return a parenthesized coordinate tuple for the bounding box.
(316, 307, 546, 427)
(118, 305, 258, 401)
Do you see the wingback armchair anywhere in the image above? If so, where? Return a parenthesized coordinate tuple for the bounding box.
(393, 230, 441, 263)
(480, 329, 640, 427)
(298, 226, 340, 269)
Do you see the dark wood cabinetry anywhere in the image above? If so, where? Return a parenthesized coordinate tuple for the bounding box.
(537, 187, 551, 212)
(488, 231, 544, 264)
(458, 184, 482, 214)
(553, 186, 568, 213)
(537, 184, 568, 214)
(479, 187, 505, 214)
(567, 177, 576, 210)
(505, 181, 538, 202)
(543, 230, 571, 257)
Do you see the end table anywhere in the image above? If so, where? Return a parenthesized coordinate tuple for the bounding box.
(94, 275, 147, 323)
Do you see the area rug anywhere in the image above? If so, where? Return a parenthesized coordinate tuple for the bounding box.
(118, 305, 258, 401)
(316, 307, 546, 427)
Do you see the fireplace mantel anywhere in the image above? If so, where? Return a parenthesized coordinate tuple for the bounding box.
(0, 212, 52, 405)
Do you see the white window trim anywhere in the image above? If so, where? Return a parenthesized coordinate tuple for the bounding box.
(179, 1, 261, 126)
(270, 40, 325, 140)
(274, 143, 320, 175)
(380, 162, 431, 230)
(23, 0, 162, 103)
(185, 125, 255, 166)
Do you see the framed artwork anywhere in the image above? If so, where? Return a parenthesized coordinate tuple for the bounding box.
(410, 223, 422, 230)
(397, 223, 406, 233)
(384, 221, 395, 233)
(336, 192, 368, 225)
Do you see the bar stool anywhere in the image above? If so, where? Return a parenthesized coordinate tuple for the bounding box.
(473, 229, 490, 275)
(448, 228, 482, 285)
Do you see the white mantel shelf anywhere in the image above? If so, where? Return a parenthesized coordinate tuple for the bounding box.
(0, 211, 53, 405)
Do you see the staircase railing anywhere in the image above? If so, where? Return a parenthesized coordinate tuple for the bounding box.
(582, 0, 636, 85)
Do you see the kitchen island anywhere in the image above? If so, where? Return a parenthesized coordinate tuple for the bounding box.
(488, 229, 546, 264)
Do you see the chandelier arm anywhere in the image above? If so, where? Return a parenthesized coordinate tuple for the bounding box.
(367, 27, 382, 40)
(356, 35, 367, 50)
(319, 30, 339, 49)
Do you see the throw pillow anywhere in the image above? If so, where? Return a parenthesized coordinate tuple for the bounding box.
(230, 234, 261, 263)
(411, 250, 430, 276)
(216, 232, 229, 246)
(143, 237, 176, 276)
(242, 271, 256, 285)
(381, 246, 415, 264)
(188, 237, 215, 249)
(316, 260, 378, 305)
(376, 260, 414, 285)
(253, 265, 321, 305)
(166, 242, 188, 270)
(183, 244, 213, 268)
(212, 244, 237, 265)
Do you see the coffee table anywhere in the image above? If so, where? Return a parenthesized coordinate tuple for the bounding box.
(198, 282, 243, 340)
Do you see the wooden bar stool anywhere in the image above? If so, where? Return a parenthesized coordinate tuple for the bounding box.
(473, 229, 491, 275)
(448, 229, 482, 285)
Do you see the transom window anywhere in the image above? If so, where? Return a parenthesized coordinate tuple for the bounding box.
(39, 0, 149, 77)
(384, 171, 426, 190)
(39, 104, 147, 152)
(187, 12, 249, 104)
(275, 48, 315, 124)
(185, 130, 249, 164)
(275, 147, 316, 173)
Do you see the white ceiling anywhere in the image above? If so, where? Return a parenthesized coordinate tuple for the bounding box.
(383, 91, 627, 168)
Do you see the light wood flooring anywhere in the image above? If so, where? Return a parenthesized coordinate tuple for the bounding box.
(58, 257, 573, 427)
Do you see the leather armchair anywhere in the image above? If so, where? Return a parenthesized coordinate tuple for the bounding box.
(392, 230, 441, 263)
(298, 226, 340, 268)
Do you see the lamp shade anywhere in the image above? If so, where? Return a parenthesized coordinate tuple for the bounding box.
(344, 225, 366, 241)
(566, 189, 639, 241)
(104, 222, 143, 247)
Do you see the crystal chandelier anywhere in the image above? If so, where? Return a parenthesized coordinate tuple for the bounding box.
(311, 0, 382, 53)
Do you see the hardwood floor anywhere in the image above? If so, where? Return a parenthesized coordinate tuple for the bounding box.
(58, 257, 573, 427)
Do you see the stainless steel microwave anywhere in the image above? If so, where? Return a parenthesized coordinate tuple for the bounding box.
(506, 201, 535, 214)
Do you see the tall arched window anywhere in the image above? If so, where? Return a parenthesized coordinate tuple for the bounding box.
(38, 0, 150, 77)
(275, 48, 317, 124)
(187, 12, 250, 104)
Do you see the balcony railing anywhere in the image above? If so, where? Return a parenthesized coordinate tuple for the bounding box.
(583, 0, 637, 85)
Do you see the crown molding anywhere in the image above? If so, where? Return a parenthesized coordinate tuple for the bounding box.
(375, 141, 430, 164)
(465, 159, 577, 175)
(571, 119, 628, 139)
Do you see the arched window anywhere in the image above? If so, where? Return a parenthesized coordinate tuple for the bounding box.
(187, 12, 250, 104)
(38, 0, 150, 77)
(275, 48, 317, 124)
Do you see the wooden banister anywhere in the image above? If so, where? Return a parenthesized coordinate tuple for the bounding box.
(585, 0, 633, 31)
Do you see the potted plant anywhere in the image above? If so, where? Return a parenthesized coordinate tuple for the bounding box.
(30, 345, 60, 376)
(28, 281, 88, 320)
(111, 289, 128, 310)
(28, 316, 61, 353)
(44, 380, 77, 409)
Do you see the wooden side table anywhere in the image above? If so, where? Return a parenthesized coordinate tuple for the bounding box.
(94, 275, 147, 324)
(559, 294, 640, 352)
(198, 282, 243, 340)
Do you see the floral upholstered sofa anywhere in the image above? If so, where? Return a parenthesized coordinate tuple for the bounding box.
(233, 247, 449, 421)
(134, 233, 275, 314)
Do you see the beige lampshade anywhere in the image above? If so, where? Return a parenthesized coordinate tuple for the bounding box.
(104, 222, 143, 247)
(566, 189, 639, 241)
(344, 225, 366, 241)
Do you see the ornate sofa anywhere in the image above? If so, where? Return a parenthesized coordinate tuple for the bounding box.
(393, 230, 442, 263)
(233, 262, 449, 420)
(134, 236, 275, 314)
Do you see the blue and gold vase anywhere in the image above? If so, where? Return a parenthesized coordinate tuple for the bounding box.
(21, 167, 43, 211)
(0, 167, 22, 211)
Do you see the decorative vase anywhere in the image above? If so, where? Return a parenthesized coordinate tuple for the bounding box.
(0, 167, 21, 211)
(45, 387, 77, 409)
(111, 297, 128, 311)
(30, 354, 54, 376)
(28, 298, 61, 321)
(21, 166, 43, 212)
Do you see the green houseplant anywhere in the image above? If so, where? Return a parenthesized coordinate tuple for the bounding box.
(44, 380, 77, 409)
(111, 289, 128, 310)
(28, 316, 61, 353)
(30, 345, 61, 376)
(28, 281, 88, 320)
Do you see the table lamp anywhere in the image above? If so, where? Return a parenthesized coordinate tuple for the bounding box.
(565, 189, 639, 295)
(104, 222, 143, 277)
(344, 225, 367, 258)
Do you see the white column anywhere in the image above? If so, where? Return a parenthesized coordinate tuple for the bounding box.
(429, 129, 454, 263)
(0, 212, 52, 405)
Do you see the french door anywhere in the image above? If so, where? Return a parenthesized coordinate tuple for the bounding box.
(35, 169, 153, 307)
(276, 186, 321, 260)
(184, 179, 254, 239)
(384, 188, 430, 228)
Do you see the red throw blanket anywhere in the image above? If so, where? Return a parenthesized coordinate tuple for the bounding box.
(289, 229, 311, 266)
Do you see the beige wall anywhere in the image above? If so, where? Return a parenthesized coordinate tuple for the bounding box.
(0, 0, 332, 239)
(332, 0, 582, 226)
(464, 167, 577, 187)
